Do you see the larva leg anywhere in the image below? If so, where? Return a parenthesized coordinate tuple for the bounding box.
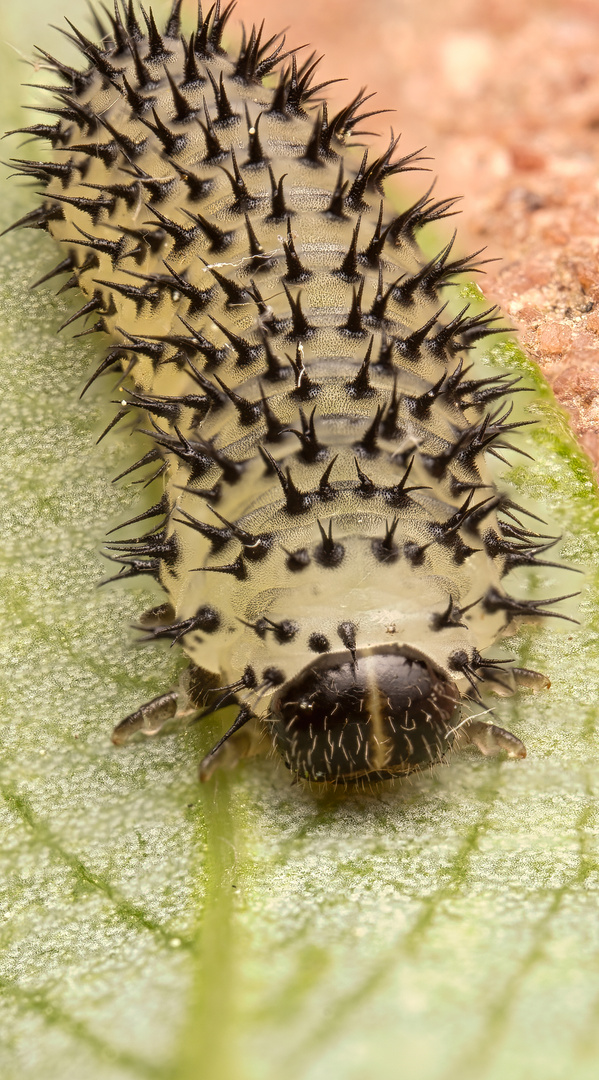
(457, 718, 527, 759)
(512, 667, 551, 690)
(198, 719, 271, 782)
(478, 665, 551, 697)
(111, 663, 223, 745)
(451, 664, 548, 761)
(111, 690, 181, 745)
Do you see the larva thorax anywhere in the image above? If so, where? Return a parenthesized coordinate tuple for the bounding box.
(9, 0, 575, 786)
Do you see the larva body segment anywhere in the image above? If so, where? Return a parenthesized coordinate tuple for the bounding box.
(7, 0, 575, 786)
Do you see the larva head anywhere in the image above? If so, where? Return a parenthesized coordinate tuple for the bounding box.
(269, 645, 461, 785)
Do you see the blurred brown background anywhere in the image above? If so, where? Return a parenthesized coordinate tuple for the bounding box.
(225, 0, 599, 467)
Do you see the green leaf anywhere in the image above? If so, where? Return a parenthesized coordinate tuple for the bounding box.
(2, 6, 599, 1080)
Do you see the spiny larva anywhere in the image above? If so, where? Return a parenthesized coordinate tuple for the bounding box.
(5, 0, 579, 787)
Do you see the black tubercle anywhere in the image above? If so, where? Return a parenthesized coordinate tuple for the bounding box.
(314, 519, 345, 567)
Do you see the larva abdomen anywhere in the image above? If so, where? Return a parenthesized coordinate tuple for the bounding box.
(6, 0, 576, 787)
